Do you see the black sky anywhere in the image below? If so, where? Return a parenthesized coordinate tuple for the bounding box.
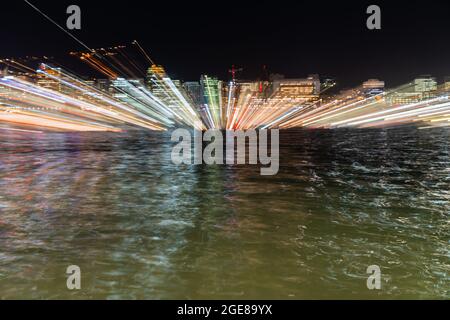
(2, 0, 450, 87)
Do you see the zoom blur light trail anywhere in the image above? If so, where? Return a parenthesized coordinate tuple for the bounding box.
(73, 46, 204, 130)
(0, 73, 166, 131)
(3, 43, 450, 131)
(270, 82, 450, 129)
(0, 77, 119, 131)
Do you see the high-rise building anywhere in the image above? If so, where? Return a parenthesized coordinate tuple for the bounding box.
(147, 65, 167, 78)
(183, 81, 203, 106)
(146, 64, 168, 92)
(201, 75, 224, 128)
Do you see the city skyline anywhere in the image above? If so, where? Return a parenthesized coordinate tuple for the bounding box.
(2, 44, 450, 132)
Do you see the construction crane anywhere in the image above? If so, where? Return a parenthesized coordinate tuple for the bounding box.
(228, 65, 243, 82)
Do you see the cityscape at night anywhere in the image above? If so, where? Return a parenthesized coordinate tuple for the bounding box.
(0, 0, 449, 306)
(2, 47, 450, 132)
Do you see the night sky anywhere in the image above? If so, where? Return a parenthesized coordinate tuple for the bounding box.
(2, 0, 450, 87)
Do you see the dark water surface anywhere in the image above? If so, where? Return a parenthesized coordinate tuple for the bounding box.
(0, 127, 449, 299)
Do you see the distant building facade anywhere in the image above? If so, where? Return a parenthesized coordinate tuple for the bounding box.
(183, 81, 203, 106)
(362, 79, 385, 97)
(270, 74, 320, 101)
(387, 76, 437, 105)
(444, 76, 450, 90)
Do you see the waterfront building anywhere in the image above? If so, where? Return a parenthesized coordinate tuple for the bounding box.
(387, 92, 422, 105)
(362, 79, 385, 97)
(201, 75, 224, 128)
(183, 81, 203, 106)
(414, 76, 437, 93)
(271, 74, 320, 101)
(387, 76, 437, 105)
(147, 64, 167, 79)
(443, 76, 450, 91)
(36, 66, 63, 93)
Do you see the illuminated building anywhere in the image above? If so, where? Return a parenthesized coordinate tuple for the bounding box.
(201, 75, 224, 128)
(387, 92, 422, 105)
(414, 76, 437, 93)
(362, 79, 385, 97)
(36, 65, 63, 93)
(147, 64, 167, 80)
(184, 81, 210, 127)
(146, 64, 171, 98)
(386, 76, 437, 105)
(414, 76, 437, 100)
(146, 67, 197, 123)
(444, 77, 450, 90)
(271, 74, 320, 101)
(183, 81, 203, 107)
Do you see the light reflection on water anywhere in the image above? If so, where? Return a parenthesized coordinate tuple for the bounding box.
(0, 127, 449, 299)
